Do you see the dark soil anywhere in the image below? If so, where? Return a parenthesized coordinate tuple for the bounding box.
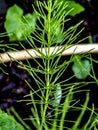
(0, 0, 98, 129)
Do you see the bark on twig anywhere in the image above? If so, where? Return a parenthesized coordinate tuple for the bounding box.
(0, 44, 98, 63)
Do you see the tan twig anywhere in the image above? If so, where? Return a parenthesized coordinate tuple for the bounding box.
(0, 44, 98, 63)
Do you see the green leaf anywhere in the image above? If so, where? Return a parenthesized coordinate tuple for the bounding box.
(4, 4, 37, 41)
(72, 56, 91, 80)
(54, 0, 85, 17)
(67, 1, 85, 16)
(54, 26, 64, 43)
(23, 12, 38, 35)
(0, 109, 25, 130)
(4, 4, 24, 41)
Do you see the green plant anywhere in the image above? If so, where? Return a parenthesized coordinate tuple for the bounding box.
(55, 0, 85, 17)
(0, 109, 24, 130)
(4, 0, 84, 42)
(1, 0, 98, 130)
(4, 4, 37, 41)
(13, 0, 98, 130)
(72, 55, 91, 79)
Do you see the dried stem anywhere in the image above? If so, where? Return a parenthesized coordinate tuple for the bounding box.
(0, 44, 98, 63)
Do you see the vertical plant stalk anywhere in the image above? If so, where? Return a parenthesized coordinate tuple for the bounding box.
(40, 1, 52, 129)
(12, 0, 98, 129)
(59, 87, 74, 130)
(10, 107, 32, 130)
(72, 92, 89, 129)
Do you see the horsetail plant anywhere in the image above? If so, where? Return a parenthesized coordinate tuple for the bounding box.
(6, 0, 98, 130)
